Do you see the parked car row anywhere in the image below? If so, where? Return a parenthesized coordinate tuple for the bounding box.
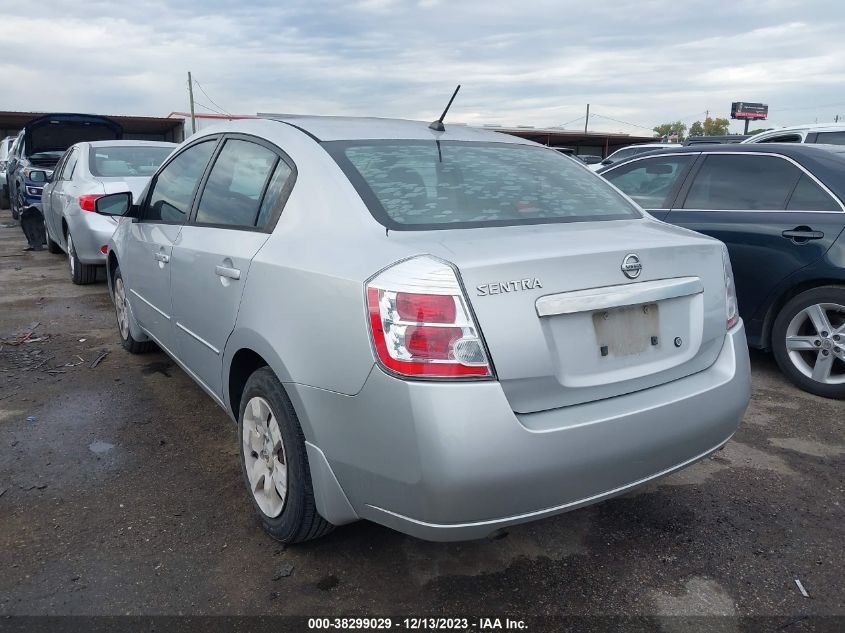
(2, 113, 175, 256)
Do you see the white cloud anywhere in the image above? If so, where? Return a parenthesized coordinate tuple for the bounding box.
(0, 0, 843, 134)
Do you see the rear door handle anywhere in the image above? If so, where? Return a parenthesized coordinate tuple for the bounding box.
(782, 228, 824, 241)
(215, 265, 241, 280)
(153, 252, 170, 263)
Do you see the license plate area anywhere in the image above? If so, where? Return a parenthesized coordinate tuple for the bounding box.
(592, 303, 659, 358)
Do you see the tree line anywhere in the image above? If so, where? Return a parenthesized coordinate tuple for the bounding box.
(652, 118, 769, 140)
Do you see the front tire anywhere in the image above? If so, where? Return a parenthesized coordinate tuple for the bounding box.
(772, 286, 845, 399)
(113, 265, 155, 354)
(238, 367, 334, 543)
(67, 231, 97, 285)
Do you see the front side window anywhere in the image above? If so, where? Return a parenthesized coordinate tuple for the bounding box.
(194, 139, 279, 228)
(786, 174, 841, 211)
(89, 146, 173, 178)
(328, 141, 639, 230)
(146, 140, 216, 223)
(683, 155, 801, 210)
(604, 155, 693, 209)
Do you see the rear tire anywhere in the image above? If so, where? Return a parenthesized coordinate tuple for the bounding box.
(771, 286, 845, 399)
(113, 265, 155, 354)
(238, 367, 334, 543)
(67, 231, 97, 285)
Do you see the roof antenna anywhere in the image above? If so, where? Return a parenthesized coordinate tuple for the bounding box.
(429, 85, 461, 132)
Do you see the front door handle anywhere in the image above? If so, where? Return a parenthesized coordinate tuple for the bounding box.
(782, 227, 824, 242)
(153, 252, 170, 263)
(215, 265, 241, 280)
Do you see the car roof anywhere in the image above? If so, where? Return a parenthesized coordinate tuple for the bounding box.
(742, 122, 845, 142)
(264, 115, 537, 144)
(85, 140, 177, 148)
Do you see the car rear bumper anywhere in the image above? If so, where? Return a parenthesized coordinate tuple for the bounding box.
(66, 213, 117, 264)
(291, 323, 751, 541)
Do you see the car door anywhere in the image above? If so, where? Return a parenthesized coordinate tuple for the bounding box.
(169, 136, 295, 397)
(122, 138, 218, 353)
(665, 153, 845, 325)
(41, 151, 67, 239)
(601, 153, 697, 220)
(50, 149, 80, 247)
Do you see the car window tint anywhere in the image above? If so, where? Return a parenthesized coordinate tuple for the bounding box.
(89, 146, 173, 178)
(786, 174, 841, 211)
(255, 160, 293, 228)
(683, 155, 801, 210)
(195, 139, 277, 227)
(146, 140, 216, 223)
(331, 141, 639, 229)
(815, 132, 845, 145)
(61, 151, 78, 180)
(604, 155, 692, 209)
(759, 134, 802, 143)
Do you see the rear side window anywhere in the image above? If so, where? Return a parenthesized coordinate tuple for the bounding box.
(683, 155, 801, 210)
(89, 145, 173, 178)
(146, 140, 216, 223)
(195, 139, 278, 228)
(758, 133, 802, 143)
(256, 160, 294, 228)
(786, 174, 841, 211)
(604, 155, 693, 209)
(815, 131, 845, 145)
(327, 141, 639, 230)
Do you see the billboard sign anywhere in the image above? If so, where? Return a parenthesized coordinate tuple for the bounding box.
(731, 102, 768, 120)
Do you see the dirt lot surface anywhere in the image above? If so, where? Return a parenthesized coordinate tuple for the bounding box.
(0, 209, 843, 630)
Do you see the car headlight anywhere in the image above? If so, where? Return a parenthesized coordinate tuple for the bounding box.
(27, 186, 43, 196)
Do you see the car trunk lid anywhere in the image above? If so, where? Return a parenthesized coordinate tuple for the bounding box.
(401, 219, 728, 413)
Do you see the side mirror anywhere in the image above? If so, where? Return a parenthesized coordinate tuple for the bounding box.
(601, 159, 613, 165)
(28, 170, 48, 183)
(95, 192, 134, 217)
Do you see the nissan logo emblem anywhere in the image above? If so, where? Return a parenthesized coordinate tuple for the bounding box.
(621, 253, 642, 279)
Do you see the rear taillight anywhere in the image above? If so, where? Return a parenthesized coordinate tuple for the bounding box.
(723, 246, 739, 330)
(79, 194, 104, 212)
(366, 256, 492, 379)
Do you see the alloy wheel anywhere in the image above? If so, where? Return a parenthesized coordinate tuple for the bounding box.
(242, 396, 288, 518)
(785, 303, 845, 385)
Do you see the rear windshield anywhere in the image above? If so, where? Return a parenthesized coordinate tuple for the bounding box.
(326, 140, 640, 230)
(89, 146, 173, 178)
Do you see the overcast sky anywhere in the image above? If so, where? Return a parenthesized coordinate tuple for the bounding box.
(2, 0, 844, 135)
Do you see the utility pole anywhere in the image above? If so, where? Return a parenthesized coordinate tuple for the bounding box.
(187, 71, 197, 135)
(584, 104, 590, 134)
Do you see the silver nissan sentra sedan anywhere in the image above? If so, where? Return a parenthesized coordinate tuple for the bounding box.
(96, 116, 751, 543)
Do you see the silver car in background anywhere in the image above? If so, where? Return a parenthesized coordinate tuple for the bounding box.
(42, 140, 175, 284)
(96, 117, 751, 543)
(0, 135, 15, 207)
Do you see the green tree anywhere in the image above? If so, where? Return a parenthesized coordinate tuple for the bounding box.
(689, 116, 731, 136)
(747, 128, 772, 135)
(653, 120, 687, 140)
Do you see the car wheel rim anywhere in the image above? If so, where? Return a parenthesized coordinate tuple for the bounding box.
(785, 302, 845, 385)
(242, 396, 288, 518)
(114, 277, 130, 340)
(67, 233, 75, 275)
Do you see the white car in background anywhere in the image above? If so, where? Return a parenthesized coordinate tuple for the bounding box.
(589, 143, 679, 171)
(741, 123, 845, 145)
(41, 140, 175, 284)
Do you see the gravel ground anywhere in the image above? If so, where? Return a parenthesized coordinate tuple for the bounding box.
(0, 209, 842, 630)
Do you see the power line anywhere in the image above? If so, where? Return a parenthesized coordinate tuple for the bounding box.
(591, 113, 655, 132)
(558, 115, 585, 127)
(192, 79, 232, 116)
(194, 100, 229, 117)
